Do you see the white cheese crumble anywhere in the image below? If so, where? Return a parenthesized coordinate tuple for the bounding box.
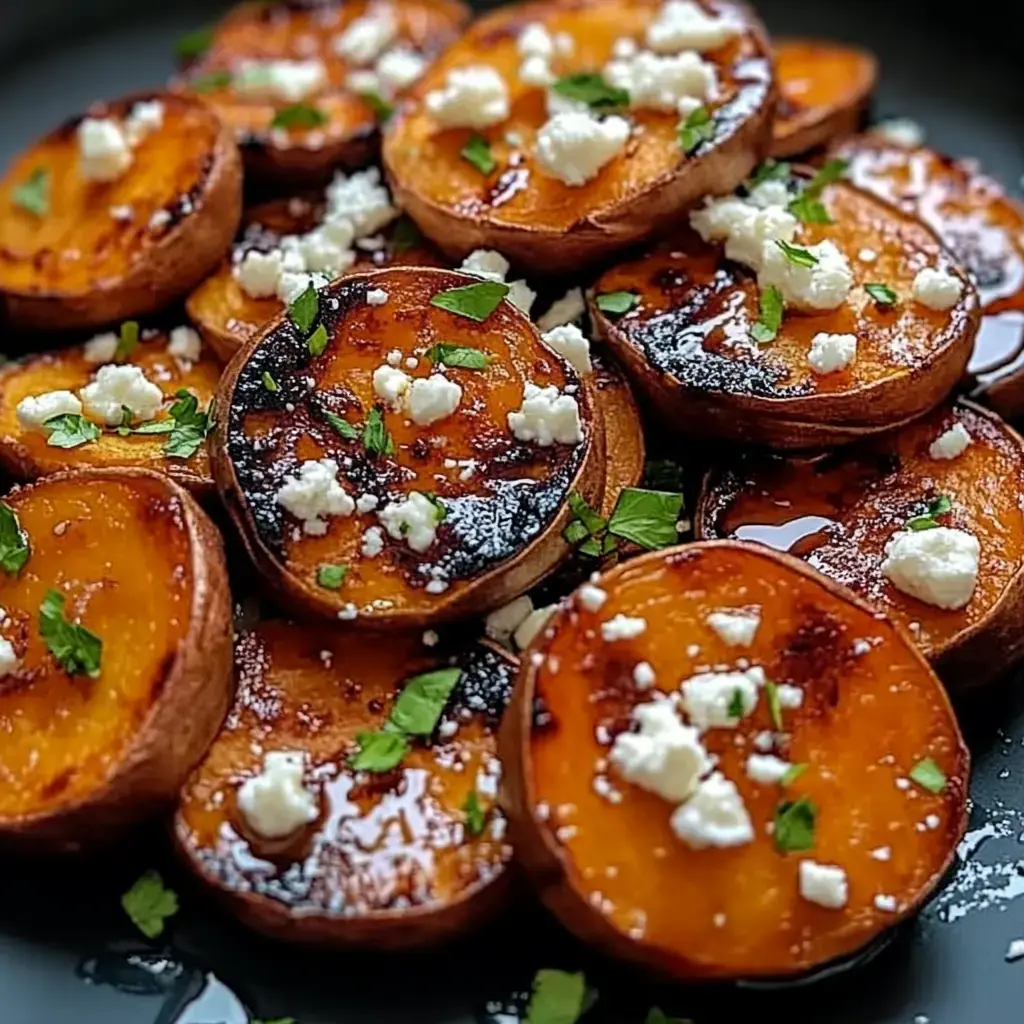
(234, 250, 284, 299)
(578, 583, 607, 612)
(536, 287, 586, 332)
(366, 287, 389, 306)
(167, 325, 202, 364)
(808, 332, 857, 375)
(776, 683, 803, 709)
(534, 111, 630, 186)
(356, 492, 379, 514)
(746, 753, 791, 785)
(514, 605, 556, 650)
(275, 458, 355, 536)
(78, 118, 132, 183)
(680, 666, 763, 731)
(1006, 939, 1024, 962)
(375, 48, 428, 96)
(517, 23, 556, 87)
(869, 845, 892, 861)
(799, 860, 849, 909)
(874, 117, 925, 148)
(758, 240, 854, 312)
(237, 751, 319, 839)
(508, 383, 584, 445)
(361, 525, 385, 558)
(80, 364, 163, 425)
(458, 249, 534, 315)
(690, 193, 799, 269)
(0, 637, 18, 676)
(671, 772, 754, 848)
(372, 364, 411, 409)
(124, 99, 164, 145)
(16, 390, 83, 430)
(484, 595, 534, 647)
(645, 0, 741, 53)
(83, 332, 119, 364)
(632, 661, 656, 689)
(377, 491, 443, 552)
(600, 614, 647, 642)
(234, 59, 327, 103)
(705, 608, 760, 647)
(913, 267, 964, 311)
(333, 7, 396, 65)
(929, 422, 972, 460)
(405, 374, 462, 426)
(604, 49, 718, 111)
(541, 323, 592, 375)
(881, 526, 980, 610)
(426, 65, 510, 129)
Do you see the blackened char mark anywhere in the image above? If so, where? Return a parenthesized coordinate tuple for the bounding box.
(775, 603, 850, 707)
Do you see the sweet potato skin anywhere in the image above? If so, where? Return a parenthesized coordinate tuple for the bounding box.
(0, 94, 242, 331)
(500, 541, 968, 980)
(383, 0, 777, 273)
(175, 626, 515, 948)
(0, 469, 232, 852)
(593, 354, 646, 518)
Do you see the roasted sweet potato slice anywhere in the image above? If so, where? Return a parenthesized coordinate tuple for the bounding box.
(593, 353, 646, 517)
(771, 40, 876, 158)
(175, 622, 514, 947)
(187, 194, 443, 363)
(212, 266, 604, 627)
(0, 468, 232, 850)
(500, 541, 968, 980)
(590, 167, 980, 448)
(0, 93, 242, 331)
(696, 400, 1024, 686)
(831, 134, 1024, 412)
(383, 0, 775, 273)
(0, 325, 219, 495)
(177, 0, 469, 186)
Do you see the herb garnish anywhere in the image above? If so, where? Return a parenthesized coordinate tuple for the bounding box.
(564, 488, 684, 557)
(787, 158, 849, 224)
(727, 688, 746, 719)
(781, 763, 808, 787)
(161, 389, 211, 459)
(122, 870, 179, 939)
(316, 564, 348, 590)
(307, 323, 329, 357)
(324, 410, 360, 440)
(595, 290, 639, 315)
(43, 414, 101, 449)
(865, 282, 898, 307)
(114, 320, 140, 362)
(524, 969, 589, 1024)
(189, 69, 232, 93)
(349, 731, 410, 773)
(289, 285, 319, 335)
(645, 1010, 692, 1024)
(751, 284, 784, 343)
(775, 239, 819, 267)
(12, 167, 49, 217)
(270, 103, 328, 131)
(552, 73, 629, 113)
(430, 280, 509, 322)
(425, 343, 492, 370)
(764, 679, 783, 731)
(463, 791, 486, 836)
(0, 502, 30, 575)
(678, 105, 715, 154)
(262, 371, 279, 392)
(773, 796, 817, 853)
(362, 406, 394, 457)
(910, 756, 947, 794)
(39, 588, 102, 677)
(359, 91, 394, 122)
(747, 159, 791, 190)
(905, 495, 952, 531)
(460, 134, 496, 175)
(175, 25, 214, 62)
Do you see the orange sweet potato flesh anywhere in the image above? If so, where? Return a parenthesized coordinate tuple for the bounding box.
(696, 400, 1024, 686)
(175, 623, 514, 947)
(0, 329, 220, 494)
(213, 266, 604, 627)
(500, 541, 968, 980)
(383, 0, 775, 272)
(592, 354, 646, 518)
(0, 469, 232, 849)
(187, 196, 443, 363)
(771, 40, 876, 157)
(179, 0, 469, 186)
(590, 174, 980, 448)
(0, 93, 242, 331)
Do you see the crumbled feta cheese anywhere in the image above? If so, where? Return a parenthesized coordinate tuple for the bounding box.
(680, 667, 762, 730)
(913, 266, 964, 311)
(167, 325, 202, 364)
(612, 37, 638, 59)
(775, 684, 803, 709)
(372, 364, 411, 409)
(378, 491, 443, 552)
(507, 279, 537, 316)
(536, 288, 586, 332)
(753, 730, 774, 752)
(361, 525, 385, 557)
(690, 194, 799, 269)
(632, 661, 656, 689)
(460, 249, 510, 281)
(78, 118, 132, 183)
(1005, 938, 1024, 962)
(578, 583, 607, 612)
(874, 117, 925, 148)
(514, 604, 556, 650)
(237, 751, 319, 839)
(520, 54, 554, 87)
(746, 179, 790, 209)
(80, 364, 164, 425)
(601, 614, 647, 641)
(646, 0, 741, 53)
(234, 59, 327, 103)
(758, 240, 854, 312)
(746, 753, 791, 785)
(604, 49, 717, 111)
(807, 332, 857, 375)
(426, 65, 509, 129)
(109, 204, 134, 222)
(881, 526, 980, 610)
(333, 7, 396, 65)
(517, 23, 556, 86)
(929, 422, 971, 461)
(323, 167, 397, 237)
(366, 287, 389, 305)
(422, 629, 439, 647)
(355, 493, 379, 514)
(508, 383, 584, 445)
(705, 608, 760, 647)
(869, 845, 892, 861)
(610, 700, 711, 802)
(541, 323, 592, 375)
(534, 111, 630, 186)
(276, 458, 355, 536)
(83, 332, 119, 365)
(375, 48, 428, 96)
(671, 772, 754, 848)
(234, 249, 285, 299)
(0, 637, 18, 676)
(277, 270, 329, 306)
(485, 595, 534, 647)
(124, 99, 164, 145)
(858, 247, 878, 262)
(405, 374, 462, 425)
(799, 860, 849, 909)
(16, 390, 83, 430)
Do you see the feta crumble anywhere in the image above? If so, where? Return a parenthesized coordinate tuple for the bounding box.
(775, 684, 803, 709)
(645, 0, 741, 53)
(874, 117, 925, 148)
(167, 325, 202, 365)
(534, 111, 630, 186)
(333, 7, 396, 65)
(361, 525, 385, 558)
(80, 364, 164, 425)
(536, 287, 586, 332)
(690, 193, 799, 269)
(913, 266, 964, 311)
(377, 491, 443, 552)
(671, 772, 754, 848)
(758, 239, 854, 312)
(705, 608, 760, 647)
(746, 753, 791, 785)
(485, 595, 534, 647)
(929, 422, 971, 460)
(600, 614, 647, 642)
(78, 118, 132, 183)
(508, 383, 584, 445)
(578, 583, 607, 611)
(680, 667, 763, 730)
(514, 604, 557, 650)
(405, 374, 462, 426)
(83, 332, 119, 365)
(458, 249, 534, 315)
(124, 99, 164, 145)
(604, 49, 718, 111)
(0, 637, 19, 676)
(234, 59, 327, 103)
(426, 65, 510, 129)
(366, 287, 389, 306)
(632, 661, 656, 689)
(541, 323, 592, 375)
(808, 332, 857, 374)
(375, 48, 428, 96)
(372, 364, 411, 409)
(275, 458, 356, 535)
(881, 526, 980, 610)
(237, 751, 319, 839)
(16, 390, 83, 430)
(799, 860, 849, 909)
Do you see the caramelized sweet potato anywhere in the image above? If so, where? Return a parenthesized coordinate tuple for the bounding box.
(0, 469, 232, 850)
(175, 623, 514, 947)
(0, 93, 242, 331)
(593, 353, 646, 517)
(590, 170, 980, 448)
(0, 326, 220, 494)
(178, 0, 469, 186)
(383, 0, 775, 273)
(212, 267, 604, 627)
(187, 196, 443, 363)
(771, 40, 876, 157)
(500, 541, 968, 979)
(696, 400, 1024, 686)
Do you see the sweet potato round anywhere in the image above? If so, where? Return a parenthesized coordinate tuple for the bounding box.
(175, 623, 514, 948)
(383, 0, 776, 273)
(212, 266, 605, 627)
(696, 399, 1024, 687)
(178, 0, 469, 187)
(592, 354, 646, 517)
(0, 468, 232, 851)
(0, 327, 220, 495)
(770, 40, 876, 157)
(589, 172, 980, 448)
(0, 93, 242, 331)
(499, 540, 968, 980)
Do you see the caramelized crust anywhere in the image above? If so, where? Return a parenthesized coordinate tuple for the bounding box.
(592, 353, 646, 517)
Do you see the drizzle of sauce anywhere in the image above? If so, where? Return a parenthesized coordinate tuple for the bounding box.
(733, 514, 838, 557)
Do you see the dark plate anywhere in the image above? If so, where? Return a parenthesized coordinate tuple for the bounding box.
(2, 2, 1024, 1022)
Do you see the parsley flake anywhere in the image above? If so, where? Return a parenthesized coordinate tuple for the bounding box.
(747, 159, 791, 189)
(162, 389, 211, 460)
(348, 730, 409, 773)
(787, 158, 849, 224)
(430, 280, 509, 322)
(262, 371, 279, 392)
(773, 796, 817, 853)
(460, 134, 496, 175)
(781, 762, 808, 787)
(389, 667, 462, 735)
(865, 282, 898, 307)
(39, 588, 102, 677)
(121, 870, 179, 939)
(189, 68, 232, 93)
(271, 102, 328, 131)
(323, 410, 360, 440)
(678, 105, 715, 154)
(43, 414, 101, 449)
(910, 756, 947, 794)
(362, 406, 394, 457)
(316, 564, 348, 590)
(426, 343, 492, 369)
(906, 494, 952, 531)
(359, 90, 394, 122)
(175, 24, 214, 62)
(552, 73, 628, 113)
(606, 488, 684, 550)
(727, 688, 746, 719)
(307, 323, 329, 357)
(463, 791, 486, 836)
(114, 320, 140, 362)
(12, 166, 49, 217)
(595, 290, 639, 315)
(764, 679, 783, 731)
(775, 239, 819, 267)
(525, 969, 589, 1024)
(0, 502, 30, 575)
(289, 285, 319, 335)
(751, 284, 784, 343)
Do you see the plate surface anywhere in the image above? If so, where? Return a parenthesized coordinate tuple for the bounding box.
(2, 2, 1024, 1022)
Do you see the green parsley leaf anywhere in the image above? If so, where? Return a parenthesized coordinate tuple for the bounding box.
(189, 68, 233, 93)
(865, 282, 898, 307)
(114, 320, 140, 362)
(607, 488, 683, 550)
(307, 323, 329, 357)
(121, 870, 179, 940)
(39, 588, 103, 678)
(678, 105, 715, 154)
(595, 290, 639, 315)
(0, 502, 30, 575)
(316, 564, 348, 590)
(324, 410, 360, 440)
(463, 791, 486, 836)
(131, 420, 176, 435)
(349, 729, 409, 772)
(425, 343, 492, 370)
(525, 969, 589, 1024)
(359, 91, 394, 122)
(289, 284, 319, 335)
(362, 406, 394, 457)
(262, 371, 279, 392)
(460, 134, 496, 175)
(251, 1018, 296, 1024)
(568, 491, 608, 537)
(43, 414, 101, 449)
(389, 667, 462, 736)
(430, 280, 509, 322)
(909, 756, 947, 794)
(727, 688, 746, 719)
(773, 796, 817, 854)
(751, 284, 784, 343)
(163, 389, 211, 460)
(424, 492, 447, 522)
(764, 679, 783, 731)
(645, 1010, 693, 1024)
(906, 494, 953, 531)
(747, 159, 790, 189)
(786, 158, 848, 224)
(12, 166, 49, 217)
(552, 72, 629, 113)
(804, 157, 850, 193)
(389, 217, 422, 252)
(643, 458, 685, 493)
(781, 763, 808, 787)
(175, 24, 214, 62)
(271, 102, 328, 131)
(775, 239, 819, 268)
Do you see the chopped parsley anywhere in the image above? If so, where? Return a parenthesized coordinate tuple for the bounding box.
(316, 564, 348, 590)
(289, 285, 319, 335)
(746, 159, 791, 190)
(271, 102, 328, 130)
(781, 763, 808, 787)
(324, 410, 360, 440)
(39, 588, 102, 677)
(552, 73, 628, 113)
(865, 282, 898, 307)
(175, 24, 214, 62)
(524, 969, 589, 1024)
(307, 323, 329, 357)
(460, 134, 496, 175)
(0, 502, 30, 575)
(359, 90, 394, 122)
(189, 68, 232, 93)
(595, 290, 638, 316)
(787, 158, 849, 224)
(43, 414, 101, 449)
(262, 371, 279, 392)
(362, 406, 394, 457)
(773, 796, 817, 854)
(906, 494, 952, 531)
(727, 688, 746, 719)
(751, 284, 784, 343)
(430, 280, 509, 322)
(910, 756, 947, 794)
(775, 239, 819, 268)
(564, 489, 684, 557)
(121, 870, 179, 939)
(678, 104, 715, 154)
(463, 791, 486, 836)
(12, 166, 49, 217)
(348, 730, 409, 773)
(161, 389, 211, 460)
(425, 343, 492, 370)
(764, 679, 784, 731)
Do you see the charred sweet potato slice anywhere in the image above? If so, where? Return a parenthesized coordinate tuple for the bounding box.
(383, 0, 775, 273)
(175, 623, 514, 947)
(593, 353, 646, 517)
(212, 266, 604, 627)
(178, 0, 469, 186)
(0, 93, 242, 331)
(0, 469, 232, 850)
(0, 326, 219, 494)
(831, 134, 1024, 411)
(187, 195, 443, 363)
(590, 169, 980, 448)
(500, 541, 968, 980)
(696, 400, 1024, 686)
(771, 40, 876, 158)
